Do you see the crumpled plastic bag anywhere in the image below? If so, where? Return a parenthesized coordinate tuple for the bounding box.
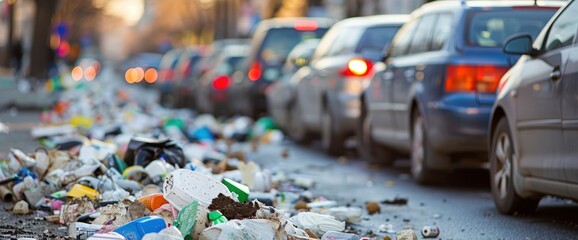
(289, 212, 345, 237)
(200, 219, 286, 240)
(123, 137, 186, 168)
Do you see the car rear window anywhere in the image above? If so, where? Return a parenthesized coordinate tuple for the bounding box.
(466, 9, 557, 47)
(355, 26, 400, 54)
(258, 27, 328, 65)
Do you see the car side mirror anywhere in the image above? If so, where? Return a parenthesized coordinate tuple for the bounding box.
(503, 34, 537, 56)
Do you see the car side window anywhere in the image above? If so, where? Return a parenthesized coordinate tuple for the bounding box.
(408, 15, 437, 54)
(544, 1, 578, 52)
(326, 27, 363, 56)
(311, 27, 340, 60)
(430, 13, 453, 51)
(389, 19, 419, 57)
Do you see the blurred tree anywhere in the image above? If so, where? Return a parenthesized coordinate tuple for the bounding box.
(53, 0, 107, 63)
(263, 0, 307, 19)
(28, 0, 57, 81)
(0, 1, 15, 67)
(346, 0, 363, 17)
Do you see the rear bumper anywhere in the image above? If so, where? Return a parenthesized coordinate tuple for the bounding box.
(426, 100, 492, 154)
(328, 92, 361, 135)
(209, 91, 232, 114)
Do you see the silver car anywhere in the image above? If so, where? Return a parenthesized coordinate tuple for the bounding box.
(291, 15, 408, 155)
(489, 0, 578, 214)
(267, 39, 320, 141)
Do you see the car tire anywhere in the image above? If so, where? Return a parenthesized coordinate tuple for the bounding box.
(411, 110, 448, 185)
(490, 117, 539, 214)
(322, 107, 346, 156)
(357, 102, 395, 165)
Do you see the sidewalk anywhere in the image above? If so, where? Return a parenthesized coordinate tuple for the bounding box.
(0, 73, 57, 110)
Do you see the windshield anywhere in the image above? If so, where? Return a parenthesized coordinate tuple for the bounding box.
(258, 27, 328, 65)
(466, 9, 557, 48)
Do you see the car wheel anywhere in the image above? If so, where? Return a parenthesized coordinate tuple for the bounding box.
(322, 107, 345, 156)
(357, 103, 395, 165)
(411, 110, 448, 185)
(491, 117, 539, 214)
(288, 101, 311, 145)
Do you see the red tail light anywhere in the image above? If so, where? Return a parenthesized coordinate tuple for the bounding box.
(159, 69, 174, 82)
(340, 58, 373, 77)
(445, 65, 508, 93)
(248, 61, 262, 81)
(212, 75, 231, 90)
(294, 20, 318, 31)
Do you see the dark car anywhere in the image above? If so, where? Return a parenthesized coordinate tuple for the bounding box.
(360, 0, 562, 184)
(188, 39, 249, 109)
(171, 48, 205, 108)
(489, 0, 578, 214)
(194, 44, 248, 116)
(157, 48, 186, 106)
(230, 18, 333, 118)
(291, 15, 408, 155)
(267, 39, 321, 133)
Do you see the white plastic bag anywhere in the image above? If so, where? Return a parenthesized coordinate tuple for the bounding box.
(200, 219, 285, 240)
(289, 212, 345, 237)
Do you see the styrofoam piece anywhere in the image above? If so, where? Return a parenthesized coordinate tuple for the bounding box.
(163, 169, 231, 210)
(31, 125, 76, 138)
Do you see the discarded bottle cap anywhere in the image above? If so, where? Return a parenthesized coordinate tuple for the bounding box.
(67, 184, 99, 200)
(208, 211, 228, 225)
(138, 193, 169, 211)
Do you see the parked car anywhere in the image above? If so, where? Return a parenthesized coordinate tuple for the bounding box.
(489, 0, 577, 214)
(194, 44, 248, 116)
(360, 0, 562, 184)
(289, 15, 408, 154)
(121, 52, 162, 86)
(267, 39, 321, 135)
(157, 48, 186, 106)
(230, 18, 333, 118)
(187, 39, 249, 110)
(171, 47, 205, 108)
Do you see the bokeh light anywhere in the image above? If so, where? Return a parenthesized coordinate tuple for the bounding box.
(135, 67, 145, 83)
(57, 41, 70, 58)
(125, 68, 139, 83)
(144, 68, 158, 83)
(84, 66, 96, 81)
(71, 66, 83, 81)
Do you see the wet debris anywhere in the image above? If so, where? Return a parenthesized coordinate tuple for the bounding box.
(365, 201, 381, 215)
(381, 197, 408, 206)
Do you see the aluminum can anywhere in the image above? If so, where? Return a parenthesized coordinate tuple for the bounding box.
(422, 226, 440, 238)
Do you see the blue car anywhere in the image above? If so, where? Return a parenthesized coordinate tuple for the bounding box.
(359, 0, 562, 184)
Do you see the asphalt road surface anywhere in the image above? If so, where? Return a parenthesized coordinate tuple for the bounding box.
(0, 110, 577, 239)
(249, 141, 578, 240)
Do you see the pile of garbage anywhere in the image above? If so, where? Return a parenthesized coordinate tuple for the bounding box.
(0, 82, 431, 240)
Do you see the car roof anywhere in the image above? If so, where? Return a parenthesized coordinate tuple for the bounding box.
(416, 0, 566, 14)
(221, 45, 249, 57)
(335, 14, 410, 28)
(256, 17, 334, 30)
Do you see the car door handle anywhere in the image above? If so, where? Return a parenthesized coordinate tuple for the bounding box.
(550, 68, 561, 81)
